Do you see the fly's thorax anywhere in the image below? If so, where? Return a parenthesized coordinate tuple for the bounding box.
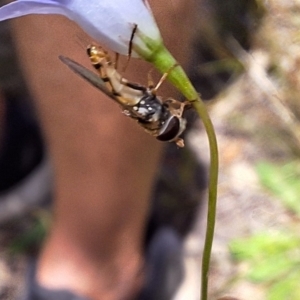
(130, 93, 164, 123)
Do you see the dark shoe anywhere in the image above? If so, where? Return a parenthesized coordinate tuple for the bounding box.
(148, 142, 207, 239)
(137, 227, 184, 300)
(22, 258, 90, 300)
(0, 92, 44, 192)
(22, 227, 183, 300)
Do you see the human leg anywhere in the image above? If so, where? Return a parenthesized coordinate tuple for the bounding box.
(11, 1, 198, 299)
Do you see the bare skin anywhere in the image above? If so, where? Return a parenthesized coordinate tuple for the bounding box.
(11, 1, 197, 299)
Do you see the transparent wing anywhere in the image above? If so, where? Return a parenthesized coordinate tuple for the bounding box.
(59, 55, 120, 103)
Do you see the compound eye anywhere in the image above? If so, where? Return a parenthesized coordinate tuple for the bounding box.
(156, 116, 180, 142)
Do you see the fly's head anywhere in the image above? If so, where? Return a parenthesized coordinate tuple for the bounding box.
(156, 99, 189, 147)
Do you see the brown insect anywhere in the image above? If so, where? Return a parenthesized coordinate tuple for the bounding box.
(59, 44, 189, 147)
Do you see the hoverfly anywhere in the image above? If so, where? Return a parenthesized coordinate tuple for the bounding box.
(59, 45, 189, 147)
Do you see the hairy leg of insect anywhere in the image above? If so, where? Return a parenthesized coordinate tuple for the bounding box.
(165, 98, 190, 117)
(146, 67, 178, 96)
(183, 100, 193, 108)
(119, 77, 147, 92)
(122, 24, 138, 72)
(156, 64, 179, 91)
(147, 69, 155, 90)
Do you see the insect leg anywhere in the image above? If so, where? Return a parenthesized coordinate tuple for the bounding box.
(122, 23, 138, 72)
(150, 63, 179, 93)
(128, 24, 138, 58)
(147, 69, 155, 91)
(119, 77, 147, 92)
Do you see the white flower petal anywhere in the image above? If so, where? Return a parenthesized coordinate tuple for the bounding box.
(0, 0, 67, 21)
(0, 0, 162, 56)
(59, 0, 162, 55)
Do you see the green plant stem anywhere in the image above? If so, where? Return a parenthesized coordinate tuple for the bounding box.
(146, 45, 219, 300)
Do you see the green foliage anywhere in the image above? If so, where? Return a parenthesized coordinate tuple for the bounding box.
(9, 211, 50, 254)
(230, 231, 300, 300)
(229, 160, 300, 300)
(256, 161, 300, 216)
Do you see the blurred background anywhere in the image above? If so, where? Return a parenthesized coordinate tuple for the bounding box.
(1, 0, 300, 299)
